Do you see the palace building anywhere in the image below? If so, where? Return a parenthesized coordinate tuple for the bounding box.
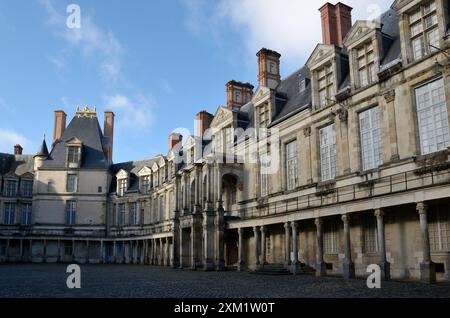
(1, 0, 450, 283)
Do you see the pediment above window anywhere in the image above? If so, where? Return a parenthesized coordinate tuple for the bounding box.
(253, 86, 271, 106)
(137, 166, 151, 177)
(210, 107, 233, 129)
(391, 0, 420, 13)
(3, 172, 18, 179)
(344, 21, 381, 49)
(185, 135, 196, 149)
(306, 44, 338, 70)
(116, 169, 129, 179)
(20, 172, 34, 179)
(66, 137, 83, 146)
(151, 162, 159, 172)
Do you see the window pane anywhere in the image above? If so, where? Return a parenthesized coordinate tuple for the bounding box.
(359, 106, 382, 170)
(320, 124, 336, 181)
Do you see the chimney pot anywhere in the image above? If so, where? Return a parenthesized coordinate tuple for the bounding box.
(226, 81, 254, 110)
(196, 111, 214, 138)
(319, 2, 353, 47)
(256, 48, 281, 89)
(14, 144, 23, 155)
(104, 111, 115, 164)
(53, 110, 67, 145)
(169, 133, 183, 151)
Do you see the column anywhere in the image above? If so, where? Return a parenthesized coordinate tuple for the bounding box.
(315, 218, 326, 277)
(100, 240, 105, 264)
(260, 226, 267, 266)
(417, 202, 436, 283)
(113, 240, 117, 263)
(57, 240, 61, 263)
(43, 239, 47, 263)
(253, 227, 260, 271)
(86, 240, 89, 264)
(166, 238, 170, 266)
(284, 222, 290, 268)
(238, 228, 246, 271)
(179, 225, 185, 269)
(19, 240, 24, 262)
(375, 209, 390, 281)
(6, 239, 10, 262)
(194, 165, 202, 213)
(341, 214, 355, 279)
(172, 219, 180, 268)
(29, 239, 33, 262)
(159, 238, 163, 266)
(215, 211, 225, 271)
(291, 222, 301, 274)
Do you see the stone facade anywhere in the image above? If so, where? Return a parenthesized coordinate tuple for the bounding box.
(1, 0, 450, 283)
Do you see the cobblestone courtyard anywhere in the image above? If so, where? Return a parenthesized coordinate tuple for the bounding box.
(0, 264, 449, 298)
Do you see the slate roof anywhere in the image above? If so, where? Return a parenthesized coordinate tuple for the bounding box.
(0, 153, 34, 177)
(41, 115, 109, 169)
(109, 158, 159, 193)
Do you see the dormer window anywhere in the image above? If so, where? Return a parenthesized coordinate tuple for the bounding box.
(317, 64, 334, 109)
(258, 104, 270, 128)
(409, 1, 440, 61)
(68, 146, 79, 163)
(356, 42, 377, 88)
(118, 178, 127, 197)
(299, 78, 307, 93)
(4, 179, 17, 197)
(141, 175, 151, 193)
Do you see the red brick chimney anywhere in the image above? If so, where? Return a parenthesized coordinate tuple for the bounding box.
(103, 111, 115, 163)
(14, 144, 23, 155)
(257, 48, 281, 89)
(196, 111, 214, 138)
(169, 133, 183, 151)
(226, 81, 254, 110)
(319, 2, 353, 47)
(53, 110, 67, 144)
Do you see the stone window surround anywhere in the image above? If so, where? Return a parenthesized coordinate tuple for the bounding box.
(280, 134, 300, 193)
(2, 178, 18, 197)
(66, 173, 78, 193)
(396, 0, 448, 65)
(317, 121, 338, 182)
(20, 179, 33, 198)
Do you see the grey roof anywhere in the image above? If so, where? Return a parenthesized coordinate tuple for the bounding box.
(0, 153, 34, 177)
(35, 138, 49, 158)
(109, 158, 158, 193)
(41, 115, 108, 169)
(270, 66, 312, 126)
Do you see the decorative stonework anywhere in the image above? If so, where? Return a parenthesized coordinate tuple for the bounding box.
(76, 106, 97, 118)
(303, 127, 312, 137)
(383, 90, 396, 103)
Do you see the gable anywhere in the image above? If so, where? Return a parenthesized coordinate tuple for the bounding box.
(137, 166, 151, 177)
(391, 0, 418, 12)
(306, 44, 336, 69)
(210, 107, 233, 128)
(20, 172, 34, 179)
(116, 169, 129, 179)
(344, 20, 381, 48)
(252, 86, 271, 106)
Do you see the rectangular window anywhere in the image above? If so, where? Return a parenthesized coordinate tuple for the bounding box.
(118, 178, 127, 197)
(118, 204, 126, 226)
(67, 146, 80, 164)
(359, 106, 382, 171)
(316, 64, 334, 109)
(66, 201, 76, 225)
(21, 180, 33, 198)
(66, 174, 77, 193)
(22, 203, 32, 225)
(324, 221, 339, 254)
(225, 127, 234, 150)
(416, 78, 450, 155)
(259, 105, 269, 127)
(409, 1, 440, 61)
(4, 180, 17, 197)
(129, 203, 137, 225)
(363, 215, 379, 253)
(356, 42, 377, 87)
(3, 203, 15, 225)
(319, 124, 337, 181)
(159, 196, 165, 221)
(260, 152, 271, 197)
(285, 141, 298, 191)
(140, 208, 145, 225)
(429, 207, 450, 252)
(141, 175, 150, 193)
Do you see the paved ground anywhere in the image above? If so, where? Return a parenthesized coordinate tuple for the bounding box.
(0, 264, 449, 298)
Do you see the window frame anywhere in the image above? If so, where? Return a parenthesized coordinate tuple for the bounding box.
(319, 124, 337, 182)
(359, 106, 382, 171)
(285, 140, 298, 191)
(66, 200, 76, 225)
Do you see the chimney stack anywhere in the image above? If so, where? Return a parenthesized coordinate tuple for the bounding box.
(104, 111, 115, 163)
(168, 133, 183, 151)
(14, 144, 23, 155)
(53, 110, 67, 145)
(226, 81, 254, 110)
(256, 48, 281, 89)
(196, 111, 214, 138)
(319, 2, 353, 47)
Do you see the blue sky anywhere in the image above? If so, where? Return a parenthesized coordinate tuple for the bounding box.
(0, 0, 392, 163)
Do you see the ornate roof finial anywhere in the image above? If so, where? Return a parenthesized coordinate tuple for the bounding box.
(76, 105, 97, 118)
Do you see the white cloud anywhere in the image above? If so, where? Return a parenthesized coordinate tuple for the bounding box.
(182, 0, 393, 71)
(103, 94, 156, 131)
(39, 0, 124, 83)
(0, 129, 31, 153)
